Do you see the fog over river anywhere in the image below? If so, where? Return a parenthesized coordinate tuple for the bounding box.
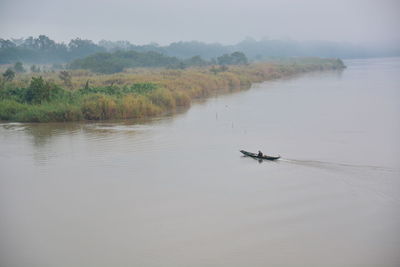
(1, 57, 399, 266)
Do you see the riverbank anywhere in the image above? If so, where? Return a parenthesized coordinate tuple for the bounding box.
(0, 58, 345, 122)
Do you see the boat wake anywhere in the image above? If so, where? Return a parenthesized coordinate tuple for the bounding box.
(280, 158, 398, 173)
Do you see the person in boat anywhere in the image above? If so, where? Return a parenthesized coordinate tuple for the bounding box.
(258, 150, 263, 157)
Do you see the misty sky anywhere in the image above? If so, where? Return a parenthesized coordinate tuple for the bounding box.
(1, 0, 399, 46)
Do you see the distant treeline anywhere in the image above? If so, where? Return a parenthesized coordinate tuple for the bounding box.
(0, 36, 104, 64)
(1, 35, 398, 65)
(68, 50, 248, 73)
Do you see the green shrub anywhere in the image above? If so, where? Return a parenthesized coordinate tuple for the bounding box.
(3, 68, 15, 81)
(79, 85, 122, 96)
(0, 100, 82, 122)
(0, 100, 28, 120)
(123, 83, 158, 94)
(25, 76, 52, 104)
(0, 86, 28, 102)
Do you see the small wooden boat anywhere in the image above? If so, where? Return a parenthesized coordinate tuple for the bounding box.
(240, 150, 280, 160)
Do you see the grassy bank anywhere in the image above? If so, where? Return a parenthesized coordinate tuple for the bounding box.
(0, 58, 345, 122)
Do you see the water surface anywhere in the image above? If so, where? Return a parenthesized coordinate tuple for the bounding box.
(1, 58, 400, 267)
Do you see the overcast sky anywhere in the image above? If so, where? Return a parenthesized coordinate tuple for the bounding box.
(0, 0, 399, 46)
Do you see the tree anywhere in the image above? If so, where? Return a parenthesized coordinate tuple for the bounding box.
(184, 55, 209, 67)
(59, 71, 72, 87)
(21, 36, 35, 48)
(33, 35, 56, 50)
(84, 80, 90, 90)
(14, 62, 25, 73)
(26, 76, 52, 104)
(230, 51, 248, 65)
(3, 68, 15, 81)
(217, 52, 248, 65)
(0, 39, 16, 48)
(30, 65, 41, 73)
(68, 38, 104, 59)
(217, 54, 231, 65)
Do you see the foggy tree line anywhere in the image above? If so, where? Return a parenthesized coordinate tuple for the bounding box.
(0, 35, 104, 64)
(2, 35, 398, 65)
(68, 51, 248, 74)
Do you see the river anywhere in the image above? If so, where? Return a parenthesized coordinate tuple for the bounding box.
(1, 58, 399, 267)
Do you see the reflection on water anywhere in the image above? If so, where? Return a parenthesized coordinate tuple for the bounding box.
(1, 58, 400, 267)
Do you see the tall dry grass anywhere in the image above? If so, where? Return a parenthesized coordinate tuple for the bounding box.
(0, 58, 345, 122)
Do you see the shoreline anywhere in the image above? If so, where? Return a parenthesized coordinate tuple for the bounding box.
(0, 58, 345, 123)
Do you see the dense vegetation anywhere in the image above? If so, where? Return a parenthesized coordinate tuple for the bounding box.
(1, 35, 398, 64)
(68, 50, 248, 74)
(0, 58, 345, 122)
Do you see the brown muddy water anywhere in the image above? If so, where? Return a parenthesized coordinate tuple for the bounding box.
(1, 58, 400, 267)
